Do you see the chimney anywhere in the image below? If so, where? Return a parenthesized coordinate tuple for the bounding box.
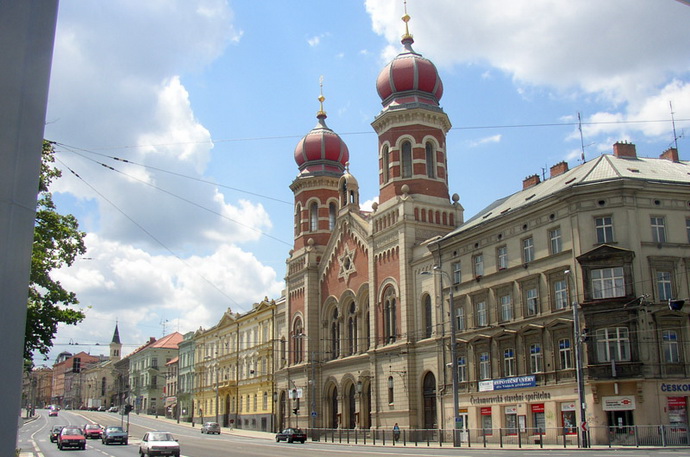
(523, 174, 541, 190)
(613, 141, 637, 159)
(550, 161, 569, 178)
(660, 147, 679, 163)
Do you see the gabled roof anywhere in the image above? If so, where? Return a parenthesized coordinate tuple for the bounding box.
(150, 332, 183, 349)
(443, 153, 690, 239)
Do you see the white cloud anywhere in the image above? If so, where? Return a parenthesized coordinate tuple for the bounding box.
(308, 36, 321, 47)
(365, 0, 690, 145)
(467, 134, 502, 148)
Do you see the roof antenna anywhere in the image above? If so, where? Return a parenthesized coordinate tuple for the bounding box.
(161, 318, 169, 336)
(670, 101, 680, 151)
(578, 112, 587, 163)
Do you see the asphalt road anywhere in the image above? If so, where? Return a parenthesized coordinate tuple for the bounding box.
(17, 410, 690, 457)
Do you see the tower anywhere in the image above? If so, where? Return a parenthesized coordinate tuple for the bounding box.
(109, 323, 122, 361)
(372, 9, 454, 211)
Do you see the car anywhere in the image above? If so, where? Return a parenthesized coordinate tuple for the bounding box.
(83, 424, 102, 439)
(107, 406, 119, 413)
(57, 426, 86, 450)
(139, 431, 180, 457)
(48, 409, 59, 417)
(97, 406, 107, 411)
(102, 425, 128, 445)
(275, 427, 307, 443)
(200, 421, 220, 434)
(49, 425, 64, 443)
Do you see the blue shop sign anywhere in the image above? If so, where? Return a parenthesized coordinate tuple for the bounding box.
(480, 376, 536, 392)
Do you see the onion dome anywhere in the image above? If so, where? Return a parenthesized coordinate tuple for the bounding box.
(294, 91, 349, 176)
(376, 10, 443, 109)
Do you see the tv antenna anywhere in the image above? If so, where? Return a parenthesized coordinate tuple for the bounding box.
(161, 318, 169, 336)
(670, 101, 683, 151)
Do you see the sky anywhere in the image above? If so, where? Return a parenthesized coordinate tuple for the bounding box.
(40, 0, 690, 364)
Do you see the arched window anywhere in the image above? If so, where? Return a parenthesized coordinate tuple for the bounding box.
(382, 145, 390, 183)
(329, 202, 337, 230)
(387, 376, 394, 404)
(401, 141, 412, 178)
(293, 318, 303, 364)
(425, 141, 435, 178)
(383, 288, 397, 344)
(294, 204, 302, 236)
(423, 294, 433, 339)
(309, 202, 319, 232)
(348, 302, 357, 356)
(331, 308, 340, 359)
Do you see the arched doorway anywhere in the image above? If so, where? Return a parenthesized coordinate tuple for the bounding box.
(279, 391, 286, 431)
(330, 386, 339, 428)
(423, 372, 437, 429)
(359, 382, 371, 429)
(348, 384, 356, 429)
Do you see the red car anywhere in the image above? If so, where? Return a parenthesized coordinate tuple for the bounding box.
(57, 426, 86, 450)
(83, 424, 102, 439)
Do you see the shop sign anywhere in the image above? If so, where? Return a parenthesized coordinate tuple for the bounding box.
(661, 383, 690, 392)
(531, 403, 545, 413)
(668, 397, 687, 408)
(481, 407, 492, 415)
(561, 402, 576, 411)
(602, 396, 636, 411)
(479, 375, 536, 392)
(505, 406, 517, 414)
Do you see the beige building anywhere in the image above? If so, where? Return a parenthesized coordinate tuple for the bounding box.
(428, 142, 690, 444)
(81, 325, 122, 410)
(194, 297, 283, 431)
(128, 332, 183, 415)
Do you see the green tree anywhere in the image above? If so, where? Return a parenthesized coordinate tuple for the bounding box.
(25, 141, 87, 363)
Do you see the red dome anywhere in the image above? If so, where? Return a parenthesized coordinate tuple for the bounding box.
(376, 38, 443, 108)
(294, 114, 349, 175)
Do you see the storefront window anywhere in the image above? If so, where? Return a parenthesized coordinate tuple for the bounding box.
(505, 406, 518, 435)
(668, 397, 688, 430)
(481, 407, 493, 435)
(531, 403, 545, 434)
(561, 402, 576, 434)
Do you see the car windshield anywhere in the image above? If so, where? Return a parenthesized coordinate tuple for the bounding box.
(86, 425, 99, 430)
(107, 427, 124, 432)
(62, 428, 82, 435)
(150, 432, 174, 441)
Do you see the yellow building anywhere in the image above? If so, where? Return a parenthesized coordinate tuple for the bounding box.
(193, 297, 284, 431)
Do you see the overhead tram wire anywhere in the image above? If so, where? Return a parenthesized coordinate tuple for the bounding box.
(57, 149, 292, 247)
(55, 158, 243, 308)
(53, 116, 690, 158)
(54, 142, 293, 206)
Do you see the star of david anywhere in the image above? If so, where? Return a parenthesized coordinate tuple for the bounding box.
(338, 245, 356, 282)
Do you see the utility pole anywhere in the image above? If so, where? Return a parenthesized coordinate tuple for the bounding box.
(566, 269, 588, 448)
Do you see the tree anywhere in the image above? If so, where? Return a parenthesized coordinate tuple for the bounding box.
(25, 141, 87, 363)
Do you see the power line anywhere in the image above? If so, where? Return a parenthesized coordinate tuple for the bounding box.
(56, 158, 243, 309)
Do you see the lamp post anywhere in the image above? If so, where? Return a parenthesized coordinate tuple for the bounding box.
(565, 269, 588, 448)
(421, 266, 460, 447)
(294, 333, 316, 437)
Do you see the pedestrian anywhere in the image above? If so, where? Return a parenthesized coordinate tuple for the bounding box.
(393, 423, 400, 442)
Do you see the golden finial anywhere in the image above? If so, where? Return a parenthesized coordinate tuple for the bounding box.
(401, 0, 413, 42)
(317, 75, 326, 118)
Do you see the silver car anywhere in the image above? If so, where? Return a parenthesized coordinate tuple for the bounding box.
(201, 421, 220, 434)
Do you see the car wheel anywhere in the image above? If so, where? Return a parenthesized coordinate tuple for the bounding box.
(288, 437, 293, 443)
(124, 440, 128, 445)
(276, 436, 280, 442)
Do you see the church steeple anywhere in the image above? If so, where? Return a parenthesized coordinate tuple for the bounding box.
(110, 324, 122, 361)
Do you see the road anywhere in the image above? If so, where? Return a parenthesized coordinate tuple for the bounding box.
(17, 410, 690, 457)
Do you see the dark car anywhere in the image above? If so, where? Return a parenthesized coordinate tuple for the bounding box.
(102, 425, 128, 445)
(275, 427, 307, 443)
(57, 427, 86, 450)
(200, 421, 220, 434)
(50, 425, 64, 443)
(83, 424, 102, 439)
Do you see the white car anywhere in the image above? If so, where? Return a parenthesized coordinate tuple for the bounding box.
(139, 431, 180, 457)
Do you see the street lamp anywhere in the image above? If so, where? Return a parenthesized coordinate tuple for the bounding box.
(420, 266, 460, 447)
(565, 269, 588, 448)
(293, 333, 316, 438)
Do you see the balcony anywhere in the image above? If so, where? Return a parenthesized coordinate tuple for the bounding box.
(587, 361, 643, 379)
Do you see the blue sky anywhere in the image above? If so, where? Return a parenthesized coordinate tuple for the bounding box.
(41, 0, 690, 363)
